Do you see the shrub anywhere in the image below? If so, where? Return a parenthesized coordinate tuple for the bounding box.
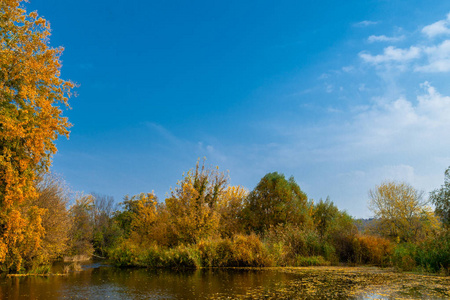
(264, 225, 334, 266)
(392, 243, 417, 271)
(108, 241, 141, 267)
(352, 234, 393, 266)
(295, 256, 330, 267)
(231, 234, 274, 267)
(109, 242, 200, 269)
(196, 238, 234, 267)
(416, 231, 450, 274)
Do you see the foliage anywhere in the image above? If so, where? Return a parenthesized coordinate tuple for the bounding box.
(90, 193, 121, 256)
(415, 230, 450, 274)
(115, 193, 155, 235)
(327, 211, 358, 263)
(313, 197, 340, 238)
(109, 242, 200, 269)
(352, 234, 393, 266)
(164, 161, 226, 244)
(31, 175, 71, 262)
(295, 255, 330, 267)
(430, 166, 450, 228)
(111, 234, 273, 269)
(312, 197, 358, 263)
(216, 185, 247, 237)
(264, 224, 335, 266)
(368, 181, 439, 243)
(67, 195, 94, 257)
(243, 172, 310, 233)
(392, 243, 418, 271)
(230, 234, 273, 267)
(0, 0, 73, 272)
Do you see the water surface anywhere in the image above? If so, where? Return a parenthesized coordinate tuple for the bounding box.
(1, 263, 449, 299)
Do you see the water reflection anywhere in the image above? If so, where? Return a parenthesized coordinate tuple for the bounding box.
(0, 263, 296, 299)
(1, 264, 449, 299)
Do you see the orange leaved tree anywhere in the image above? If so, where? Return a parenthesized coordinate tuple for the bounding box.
(0, 0, 73, 272)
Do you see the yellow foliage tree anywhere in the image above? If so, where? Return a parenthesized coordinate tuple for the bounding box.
(0, 0, 73, 272)
(368, 181, 439, 243)
(216, 185, 248, 237)
(128, 193, 159, 245)
(165, 161, 226, 244)
(32, 175, 71, 262)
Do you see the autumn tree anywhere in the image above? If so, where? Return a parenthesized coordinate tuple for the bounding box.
(31, 175, 71, 262)
(243, 172, 310, 234)
(164, 161, 227, 244)
(430, 166, 450, 228)
(123, 193, 161, 245)
(368, 181, 439, 243)
(216, 185, 248, 237)
(0, 0, 74, 271)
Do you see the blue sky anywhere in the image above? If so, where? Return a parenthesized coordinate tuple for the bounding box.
(28, 0, 450, 217)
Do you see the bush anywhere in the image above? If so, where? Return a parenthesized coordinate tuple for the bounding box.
(231, 234, 274, 267)
(352, 234, 393, 266)
(264, 225, 334, 266)
(392, 243, 417, 271)
(108, 242, 200, 269)
(196, 238, 234, 267)
(416, 231, 450, 274)
(295, 256, 330, 267)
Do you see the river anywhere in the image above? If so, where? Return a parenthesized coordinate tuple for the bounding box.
(1, 262, 449, 299)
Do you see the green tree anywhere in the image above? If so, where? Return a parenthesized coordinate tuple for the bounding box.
(430, 166, 450, 228)
(243, 172, 309, 233)
(313, 197, 339, 238)
(68, 195, 94, 258)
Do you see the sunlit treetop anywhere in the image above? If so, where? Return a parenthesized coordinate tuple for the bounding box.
(0, 0, 74, 205)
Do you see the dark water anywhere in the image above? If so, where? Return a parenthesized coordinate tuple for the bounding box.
(0, 262, 296, 299)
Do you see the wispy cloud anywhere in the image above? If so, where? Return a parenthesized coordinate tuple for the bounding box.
(359, 46, 421, 65)
(416, 40, 450, 72)
(354, 20, 378, 27)
(422, 13, 450, 38)
(367, 35, 405, 43)
(357, 13, 450, 73)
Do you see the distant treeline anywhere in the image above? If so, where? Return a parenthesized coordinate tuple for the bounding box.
(12, 160, 449, 275)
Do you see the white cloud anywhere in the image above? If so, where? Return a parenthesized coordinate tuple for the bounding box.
(416, 40, 450, 72)
(354, 20, 378, 27)
(329, 83, 450, 169)
(360, 14, 450, 72)
(367, 35, 405, 43)
(422, 13, 450, 38)
(342, 66, 355, 73)
(359, 46, 421, 65)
